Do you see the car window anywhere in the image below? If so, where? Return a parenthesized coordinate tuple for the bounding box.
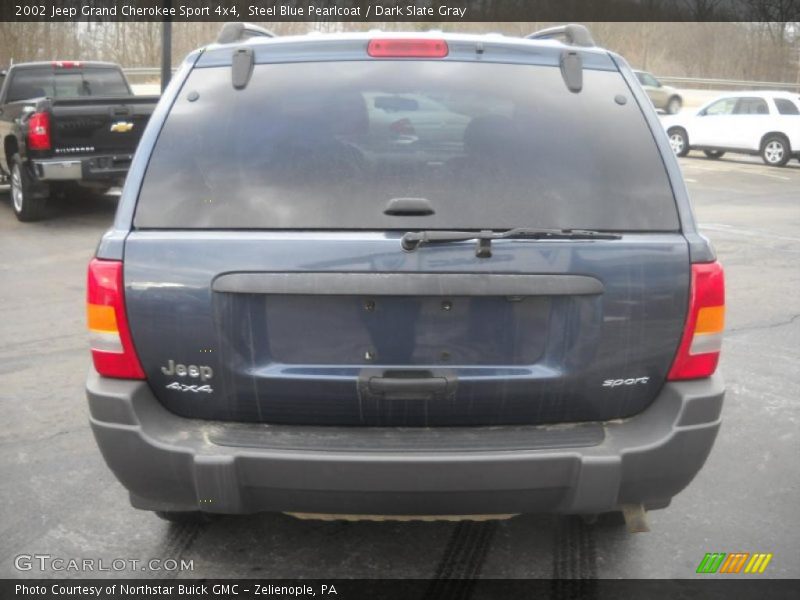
(635, 72, 659, 87)
(703, 98, 737, 116)
(135, 61, 679, 232)
(774, 98, 800, 115)
(734, 97, 770, 115)
(6, 67, 129, 102)
(372, 94, 420, 112)
(643, 73, 660, 87)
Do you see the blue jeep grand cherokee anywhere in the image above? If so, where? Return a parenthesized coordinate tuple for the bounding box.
(85, 23, 725, 524)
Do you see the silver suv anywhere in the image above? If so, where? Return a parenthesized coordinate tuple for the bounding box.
(634, 70, 683, 114)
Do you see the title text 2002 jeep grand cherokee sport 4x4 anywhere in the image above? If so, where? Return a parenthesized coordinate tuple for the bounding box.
(85, 23, 725, 525)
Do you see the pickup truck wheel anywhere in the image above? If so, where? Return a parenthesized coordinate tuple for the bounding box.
(155, 510, 217, 524)
(761, 135, 790, 167)
(667, 128, 689, 157)
(704, 150, 725, 159)
(10, 154, 47, 222)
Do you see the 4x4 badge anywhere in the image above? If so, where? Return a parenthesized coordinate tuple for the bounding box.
(166, 382, 213, 394)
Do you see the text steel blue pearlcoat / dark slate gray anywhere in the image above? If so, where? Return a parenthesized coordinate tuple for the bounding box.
(89, 30, 723, 516)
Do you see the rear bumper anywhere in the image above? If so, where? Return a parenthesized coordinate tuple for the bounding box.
(32, 154, 132, 182)
(86, 371, 724, 516)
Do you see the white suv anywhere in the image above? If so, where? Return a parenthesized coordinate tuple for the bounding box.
(663, 91, 800, 166)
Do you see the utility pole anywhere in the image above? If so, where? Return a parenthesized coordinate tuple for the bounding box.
(796, 41, 800, 86)
(161, 0, 172, 92)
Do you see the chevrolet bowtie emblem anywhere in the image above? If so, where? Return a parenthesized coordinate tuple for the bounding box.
(110, 121, 134, 133)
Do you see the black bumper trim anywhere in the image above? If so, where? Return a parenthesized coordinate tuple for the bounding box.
(86, 371, 723, 516)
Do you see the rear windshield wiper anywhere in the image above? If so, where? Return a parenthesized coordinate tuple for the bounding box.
(401, 228, 622, 258)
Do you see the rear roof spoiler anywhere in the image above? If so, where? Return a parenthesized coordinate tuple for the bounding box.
(217, 22, 276, 44)
(526, 24, 594, 94)
(526, 24, 595, 48)
(217, 23, 276, 89)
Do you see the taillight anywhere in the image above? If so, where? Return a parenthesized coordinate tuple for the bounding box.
(87, 259, 145, 379)
(368, 39, 449, 58)
(667, 261, 725, 380)
(27, 112, 51, 151)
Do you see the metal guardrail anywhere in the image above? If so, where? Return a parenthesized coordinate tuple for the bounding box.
(123, 67, 175, 79)
(121, 68, 158, 75)
(121, 68, 800, 93)
(658, 76, 800, 92)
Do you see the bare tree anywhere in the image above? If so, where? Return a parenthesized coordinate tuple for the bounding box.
(678, 0, 726, 20)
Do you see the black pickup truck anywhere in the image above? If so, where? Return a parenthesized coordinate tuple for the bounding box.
(0, 61, 158, 221)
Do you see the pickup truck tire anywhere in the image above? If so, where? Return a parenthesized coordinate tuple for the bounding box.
(10, 154, 47, 222)
(761, 135, 791, 167)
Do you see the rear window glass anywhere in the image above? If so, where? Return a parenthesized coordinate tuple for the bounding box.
(135, 61, 679, 231)
(7, 67, 129, 101)
(775, 98, 799, 115)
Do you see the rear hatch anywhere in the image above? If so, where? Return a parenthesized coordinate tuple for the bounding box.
(124, 51, 689, 427)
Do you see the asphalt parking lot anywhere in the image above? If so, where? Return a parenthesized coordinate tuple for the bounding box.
(0, 153, 798, 581)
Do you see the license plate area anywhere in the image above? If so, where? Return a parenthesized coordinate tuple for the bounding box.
(262, 294, 549, 366)
(212, 272, 604, 369)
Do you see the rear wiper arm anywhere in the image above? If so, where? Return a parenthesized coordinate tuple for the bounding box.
(401, 228, 622, 258)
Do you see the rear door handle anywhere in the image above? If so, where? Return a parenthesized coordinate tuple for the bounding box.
(359, 369, 457, 402)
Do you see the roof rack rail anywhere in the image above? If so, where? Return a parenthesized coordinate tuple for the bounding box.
(526, 24, 595, 48)
(217, 22, 276, 44)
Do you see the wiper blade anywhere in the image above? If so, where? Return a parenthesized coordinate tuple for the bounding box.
(401, 228, 622, 258)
